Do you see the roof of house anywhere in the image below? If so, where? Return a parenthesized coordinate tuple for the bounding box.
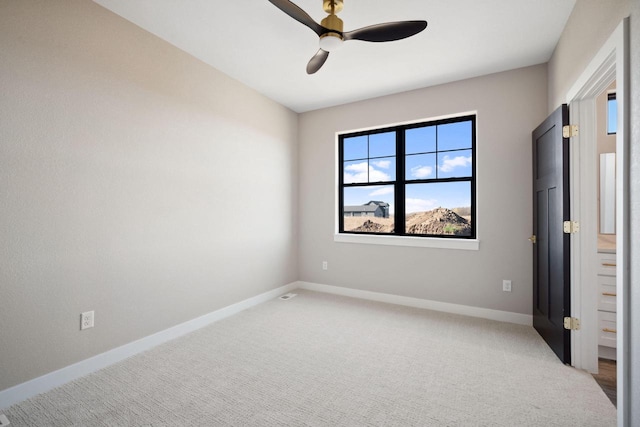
(365, 200, 389, 207)
(344, 205, 383, 213)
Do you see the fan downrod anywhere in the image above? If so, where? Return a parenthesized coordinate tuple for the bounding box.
(322, 0, 343, 14)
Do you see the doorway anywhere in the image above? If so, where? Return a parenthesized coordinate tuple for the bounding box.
(565, 19, 629, 426)
(591, 80, 618, 406)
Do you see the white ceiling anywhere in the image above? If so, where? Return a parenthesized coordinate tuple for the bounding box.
(92, 0, 576, 113)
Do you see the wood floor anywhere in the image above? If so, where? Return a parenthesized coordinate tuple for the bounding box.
(592, 358, 617, 406)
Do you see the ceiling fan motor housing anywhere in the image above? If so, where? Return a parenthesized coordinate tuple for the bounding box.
(320, 14, 343, 33)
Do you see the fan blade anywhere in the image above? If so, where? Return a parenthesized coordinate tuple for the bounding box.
(268, 0, 326, 36)
(343, 20, 427, 42)
(306, 49, 329, 74)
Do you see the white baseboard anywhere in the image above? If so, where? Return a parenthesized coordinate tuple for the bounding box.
(0, 280, 530, 410)
(298, 281, 533, 326)
(0, 282, 298, 410)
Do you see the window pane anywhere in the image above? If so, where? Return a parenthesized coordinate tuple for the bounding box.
(343, 160, 369, 183)
(343, 186, 394, 233)
(437, 149, 472, 178)
(344, 158, 395, 184)
(405, 153, 436, 180)
(607, 95, 617, 134)
(369, 132, 395, 158)
(405, 182, 471, 236)
(370, 156, 395, 182)
(437, 121, 472, 151)
(406, 126, 436, 154)
(343, 135, 368, 160)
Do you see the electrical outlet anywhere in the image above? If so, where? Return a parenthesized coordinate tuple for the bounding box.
(502, 280, 512, 292)
(80, 311, 94, 330)
(322, 261, 328, 270)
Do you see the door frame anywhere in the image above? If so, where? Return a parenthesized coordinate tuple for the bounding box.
(565, 18, 629, 426)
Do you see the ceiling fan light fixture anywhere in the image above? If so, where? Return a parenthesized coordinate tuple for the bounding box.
(319, 32, 343, 51)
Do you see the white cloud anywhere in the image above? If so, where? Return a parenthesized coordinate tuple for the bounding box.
(344, 162, 390, 183)
(405, 198, 437, 213)
(368, 169, 391, 182)
(372, 160, 391, 169)
(439, 155, 472, 173)
(369, 187, 393, 196)
(410, 165, 433, 178)
(345, 162, 368, 173)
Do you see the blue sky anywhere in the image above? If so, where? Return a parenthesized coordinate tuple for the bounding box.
(343, 120, 472, 213)
(608, 96, 617, 134)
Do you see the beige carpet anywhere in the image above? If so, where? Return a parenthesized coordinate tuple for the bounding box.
(5, 290, 616, 426)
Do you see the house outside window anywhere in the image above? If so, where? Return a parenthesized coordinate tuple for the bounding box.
(338, 114, 476, 240)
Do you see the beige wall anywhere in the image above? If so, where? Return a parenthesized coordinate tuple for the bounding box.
(547, 0, 630, 112)
(0, 0, 298, 391)
(298, 65, 548, 315)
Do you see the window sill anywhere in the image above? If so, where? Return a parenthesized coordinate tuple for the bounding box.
(334, 233, 480, 250)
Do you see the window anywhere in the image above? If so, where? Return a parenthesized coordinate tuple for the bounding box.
(607, 93, 617, 134)
(339, 115, 476, 239)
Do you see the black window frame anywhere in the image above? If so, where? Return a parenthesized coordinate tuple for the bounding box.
(338, 114, 476, 239)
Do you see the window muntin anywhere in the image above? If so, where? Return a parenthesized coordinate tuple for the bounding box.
(339, 115, 476, 239)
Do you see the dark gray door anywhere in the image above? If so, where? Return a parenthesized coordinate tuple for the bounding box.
(532, 105, 571, 364)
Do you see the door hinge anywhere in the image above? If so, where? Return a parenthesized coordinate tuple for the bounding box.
(563, 125, 578, 138)
(564, 317, 581, 330)
(563, 221, 580, 234)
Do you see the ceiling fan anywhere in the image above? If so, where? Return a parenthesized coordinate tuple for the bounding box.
(268, 0, 428, 74)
